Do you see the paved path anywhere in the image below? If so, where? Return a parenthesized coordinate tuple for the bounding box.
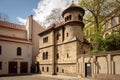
(0, 74, 98, 80)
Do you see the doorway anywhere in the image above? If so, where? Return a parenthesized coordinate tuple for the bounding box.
(85, 63, 92, 77)
(9, 62, 17, 74)
(20, 62, 28, 73)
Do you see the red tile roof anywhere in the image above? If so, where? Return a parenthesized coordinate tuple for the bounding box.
(0, 20, 26, 31)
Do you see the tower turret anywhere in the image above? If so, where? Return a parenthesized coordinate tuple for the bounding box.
(62, 2, 85, 42)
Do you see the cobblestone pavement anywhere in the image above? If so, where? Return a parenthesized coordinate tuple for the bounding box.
(0, 74, 98, 80)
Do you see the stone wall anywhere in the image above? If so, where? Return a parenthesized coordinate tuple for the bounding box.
(78, 50, 120, 79)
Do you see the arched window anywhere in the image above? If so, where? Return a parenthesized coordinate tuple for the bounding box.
(17, 47, 22, 56)
(0, 46, 1, 55)
(46, 52, 48, 59)
(56, 53, 59, 59)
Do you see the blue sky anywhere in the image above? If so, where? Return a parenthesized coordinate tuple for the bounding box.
(0, 0, 39, 24)
(0, 0, 75, 26)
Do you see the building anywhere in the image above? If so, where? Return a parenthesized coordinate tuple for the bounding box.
(0, 15, 44, 75)
(103, 13, 120, 38)
(36, 2, 120, 79)
(36, 2, 90, 76)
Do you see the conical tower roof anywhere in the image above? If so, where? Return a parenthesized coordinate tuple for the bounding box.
(62, 2, 85, 17)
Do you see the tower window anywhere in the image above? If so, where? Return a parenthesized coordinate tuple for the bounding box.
(0, 46, 1, 55)
(47, 67, 49, 72)
(79, 15, 83, 21)
(65, 15, 72, 22)
(0, 62, 2, 70)
(17, 47, 22, 56)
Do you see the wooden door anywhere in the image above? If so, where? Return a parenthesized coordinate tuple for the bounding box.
(20, 62, 28, 73)
(9, 62, 17, 73)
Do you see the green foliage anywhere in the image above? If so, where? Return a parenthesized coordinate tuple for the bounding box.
(103, 34, 120, 51)
(91, 33, 120, 53)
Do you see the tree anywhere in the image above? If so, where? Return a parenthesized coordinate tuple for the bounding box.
(0, 12, 9, 21)
(79, 0, 119, 32)
(43, 8, 63, 27)
(103, 33, 120, 51)
(79, 0, 120, 52)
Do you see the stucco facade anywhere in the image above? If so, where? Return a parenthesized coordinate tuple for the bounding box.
(0, 16, 44, 75)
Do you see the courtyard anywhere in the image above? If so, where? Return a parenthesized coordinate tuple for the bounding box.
(0, 74, 97, 80)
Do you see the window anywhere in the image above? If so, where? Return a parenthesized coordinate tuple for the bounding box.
(56, 53, 59, 59)
(43, 37, 48, 43)
(67, 54, 69, 58)
(0, 46, 1, 55)
(42, 67, 44, 71)
(0, 62, 2, 70)
(17, 47, 22, 56)
(43, 52, 45, 60)
(79, 15, 83, 21)
(46, 52, 48, 59)
(47, 67, 49, 72)
(62, 69, 64, 73)
(57, 67, 59, 72)
(66, 33, 69, 37)
(57, 33, 60, 40)
(65, 15, 72, 22)
(43, 52, 48, 60)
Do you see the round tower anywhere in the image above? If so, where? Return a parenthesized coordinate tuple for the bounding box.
(62, 2, 85, 42)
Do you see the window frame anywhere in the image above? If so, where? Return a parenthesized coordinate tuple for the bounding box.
(17, 47, 22, 56)
(43, 37, 48, 43)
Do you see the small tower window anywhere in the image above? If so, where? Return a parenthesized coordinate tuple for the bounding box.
(17, 47, 22, 56)
(79, 15, 83, 21)
(69, 15, 72, 20)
